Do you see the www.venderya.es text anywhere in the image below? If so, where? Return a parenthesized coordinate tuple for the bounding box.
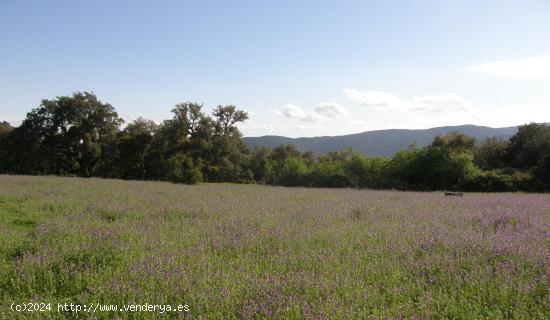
(10, 302, 190, 314)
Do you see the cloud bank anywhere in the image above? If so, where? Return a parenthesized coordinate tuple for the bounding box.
(276, 102, 348, 122)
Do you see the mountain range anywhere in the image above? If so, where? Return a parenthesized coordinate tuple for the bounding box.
(243, 124, 519, 156)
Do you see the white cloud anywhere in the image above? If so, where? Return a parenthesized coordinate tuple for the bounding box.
(343, 89, 476, 113)
(276, 102, 347, 122)
(277, 104, 306, 119)
(301, 112, 323, 122)
(412, 94, 474, 112)
(468, 56, 550, 79)
(313, 102, 348, 118)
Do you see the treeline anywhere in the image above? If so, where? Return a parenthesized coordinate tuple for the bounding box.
(0, 92, 250, 183)
(0, 92, 549, 192)
(259, 130, 548, 192)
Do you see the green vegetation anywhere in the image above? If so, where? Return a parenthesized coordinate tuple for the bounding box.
(1, 92, 549, 191)
(258, 127, 549, 191)
(0, 176, 548, 319)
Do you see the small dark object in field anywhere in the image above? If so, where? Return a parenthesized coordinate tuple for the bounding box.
(445, 192, 463, 197)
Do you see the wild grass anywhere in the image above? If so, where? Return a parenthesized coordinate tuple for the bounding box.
(0, 175, 548, 319)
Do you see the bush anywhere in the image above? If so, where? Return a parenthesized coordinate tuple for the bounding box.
(533, 154, 550, 190)
(347, 156, 391, 189)
(167, 153, 203, 184)
(278, 157, 309, 186)
(309, 161, 354, 188)
(462, 169, 533, 192)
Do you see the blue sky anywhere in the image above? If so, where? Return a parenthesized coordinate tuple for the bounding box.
(1, 0, 549, 137)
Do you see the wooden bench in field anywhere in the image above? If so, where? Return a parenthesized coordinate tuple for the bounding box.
(444, 192, 463, 197)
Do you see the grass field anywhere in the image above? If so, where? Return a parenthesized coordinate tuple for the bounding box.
(0, 175, 548, 319)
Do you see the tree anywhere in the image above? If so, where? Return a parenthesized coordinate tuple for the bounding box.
(387, 139, 478, 191)
(414, 133, 479, 190)
(167, 153, 203, 184)
(269, 144, 301, 183)
(0, 121, 14, 172)
(431, 132, 476, 155)
(309, 160, 351, 188)
(213, 105, 248, 136)
(6, 92, 123, 176)
(301, 151, 316, 166)
(534, 154, 550, 189)
(506, 123, 550, 169)
(278, 157, 309, 186)
(153, 102, 250, 183)
(152, 102, 210, 181)
(419, 147, 478, 190)
(161, 102, 208, 155)
(207, 105, 249, 182)
(249, 146, 273, 183)
(474, 137, 509, 170)
(171, 102, 205, 140)
(5, 92, 548, 192)
(386, 146, 424, 190)
(271, 144, 301, 163)
(39, 92, 122, 176)
(117, 118, 158, 179)
(0, 119, 48, 174)
(0, 121, 12, 136)
(463, 169, 532, 192)
(345, 155, 390, 189)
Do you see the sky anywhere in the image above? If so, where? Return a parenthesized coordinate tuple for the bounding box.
(1, 0, 549, 137)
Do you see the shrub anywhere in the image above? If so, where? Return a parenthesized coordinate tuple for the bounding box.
(309, 160, 354, 188)
(278, 157, 309, 187)
(463, 169, 533, 192)
(167, 153, 203, 184)
(533, 154, 550, 190)
(345, 155, 391, 189)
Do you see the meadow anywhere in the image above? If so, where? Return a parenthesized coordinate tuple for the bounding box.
(0, 175, 548, 319)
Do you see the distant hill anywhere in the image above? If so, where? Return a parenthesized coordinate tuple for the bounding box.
(243, 124, 519, 156)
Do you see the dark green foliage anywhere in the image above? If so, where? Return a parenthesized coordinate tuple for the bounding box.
(0, 93, 547, 192)
(308, 149, 359, 188)
(117, 118, 158, 179)
(269, 144, 302, 183)
(345, 155, 391, 189)
(0, 94, 249, 185)
(248, 127, 545, 192)
(412, 146, 478, 191)
(431, 131, 476, 154)
(278, 157, 309, 186)
(167, 153, 203, 184)
(309, 160, 353, 188)
(506, 123, 550, 169)
(462, 169, 533, 192)
(249, 147, 273, 183)
(419, 133, 479, 190)
(0, 122, 13, 172)
(533, 154, 550, 188)
(0, 121, 12, 136)
(475, 137, 509, 169)
(213, 105, 248, 136)
(1, 92, 123, 176)
(385, 146, 424, 190)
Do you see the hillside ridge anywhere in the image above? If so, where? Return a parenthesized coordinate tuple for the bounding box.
(243, 124, 519, 156)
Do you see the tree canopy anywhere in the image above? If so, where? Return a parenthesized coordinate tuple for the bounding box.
(0, 92, 548, 192)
